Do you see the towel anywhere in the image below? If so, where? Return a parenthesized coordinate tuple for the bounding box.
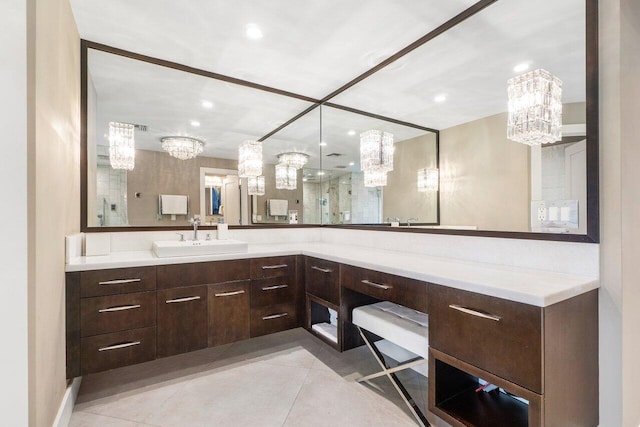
(161, 195, 188, 215)
(268, 199, 288, 216)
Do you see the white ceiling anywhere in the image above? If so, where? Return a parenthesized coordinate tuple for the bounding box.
(80, 0, 587, 170)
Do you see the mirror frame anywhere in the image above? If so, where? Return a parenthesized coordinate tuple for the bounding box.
(80, 0, 598, 243)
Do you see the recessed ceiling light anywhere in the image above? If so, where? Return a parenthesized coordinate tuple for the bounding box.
(347, 130, 356, 136)
(319, 142, 327, 147)
(317, 171, 325, 176)
(513, 62, 530, 73)
(303, 178, 308, 182)
(201, 100, 213, 109)
(245, 24, 263, 40)
(349, 161, 355, 166)
(190, 120, 200, 127)
(434, 94, 447, 103)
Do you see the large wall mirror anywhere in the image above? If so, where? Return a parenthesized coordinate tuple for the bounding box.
(81, 0, 598, 242)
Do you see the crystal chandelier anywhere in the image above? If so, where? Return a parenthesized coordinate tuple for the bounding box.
(275, 163, 297, 190)
(108, 122, 135, 170)
(247, 176, 266, 196)
(507, 69, 562, 145)
(364, 169, 387, 187)
(238, 140, 263, 178)
(277, 152, 309, 169)
(360, 130, 394, 172)
(417, 168, 439, 192)
(161, 137, 204, 160)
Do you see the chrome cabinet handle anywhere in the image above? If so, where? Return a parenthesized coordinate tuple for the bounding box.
(361, 279, 392, 290)
(311, 266, 332, 273)
(214, 290, 245, 297)
(261, 264, 288, 270)
(98, 278, 142, 286)
(99, 341, 141, 352)
(449, 304, 502, 322)
(98, 304, 141, 313)
(262, 312, 288, 320)
(262, 284, 288, 291)
(166, 296, 201, 304)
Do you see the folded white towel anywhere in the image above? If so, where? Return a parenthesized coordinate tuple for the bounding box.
(312, 322, 338, 343)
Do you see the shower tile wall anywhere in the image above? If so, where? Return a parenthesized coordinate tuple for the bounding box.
(350, 172, 381, 223)
(302, 182, 321, 224)
(96, 146, 128, 226)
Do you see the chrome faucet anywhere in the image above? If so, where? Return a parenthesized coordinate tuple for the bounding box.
(191, 217, 201, 241)
(406, 218, 418, 227)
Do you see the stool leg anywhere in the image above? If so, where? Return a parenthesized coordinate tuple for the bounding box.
(358, 328, 430, 427)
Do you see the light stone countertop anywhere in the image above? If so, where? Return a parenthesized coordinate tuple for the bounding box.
(66, 242, 599, 307)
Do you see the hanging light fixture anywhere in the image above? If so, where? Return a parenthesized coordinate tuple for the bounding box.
(360, 130, 394, 172)
(275, 163, 297, 190)
(238, 140, 263, 178)
(277, 152, 309, 169)
(247, 176, 266, 196)
(417, 168, 439, 192)
(507, 69, 562, 145)
(160, 137, 204, 160)
(108, 122, 135, 170)
(364, 169, 387, 188)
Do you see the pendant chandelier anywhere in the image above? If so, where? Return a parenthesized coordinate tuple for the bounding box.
(275, 163, 297, 190)
(360, 130, 394, 187)
(417, 168, 439, 192)
(247, 175, 266, 196)
(277, 152, 309, 170)
(108, 122, 135, 170)
(161, 137, 204, 160)
(507, 69, 562, 145)
(238, 140, 263, 178)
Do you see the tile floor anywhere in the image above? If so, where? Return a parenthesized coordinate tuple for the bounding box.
(70, 328, 449, 427)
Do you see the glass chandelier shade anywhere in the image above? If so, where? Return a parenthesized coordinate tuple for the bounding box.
(160, 137, 204, 160)
(507, 69, 563, 145)
(275, 163, 297, 190)
(277, 152, 309, 169)
(417, 168, 439, 192)
(360, 130, 394, 172)
(247, 175, 266, 196)
(364, 169, 388, 188)
(108, 122, 135, 170)
(238, 140, 263, 178)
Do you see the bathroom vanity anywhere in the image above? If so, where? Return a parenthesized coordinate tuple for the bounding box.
(66, 242, 598, 426)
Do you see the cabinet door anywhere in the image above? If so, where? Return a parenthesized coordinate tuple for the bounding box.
(208, 281, 250, 347)
(305, 257, 340, 305)
(157, 285, 208, 357)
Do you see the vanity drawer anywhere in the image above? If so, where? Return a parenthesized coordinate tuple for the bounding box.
(80, 291, 156, 337)
(81, 326, 156, 374)
(250, 303, 297, 337)
(305, 257, 340, 305)
(80, 266, 156, 298)
(156, 259, 250, 289)
(250, 256, 295, 279)
(251, 276, 295, 308)
(341, 265, 427, 313)
(429, 284, 542, 393)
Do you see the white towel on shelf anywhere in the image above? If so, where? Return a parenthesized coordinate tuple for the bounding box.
(161, 195, 188, 215)
(329, 308, 338, 326)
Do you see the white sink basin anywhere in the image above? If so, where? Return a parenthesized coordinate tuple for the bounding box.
(152, 239, 248, 258)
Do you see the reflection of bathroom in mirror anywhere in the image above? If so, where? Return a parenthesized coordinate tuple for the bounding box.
(200, 168, 247, 226)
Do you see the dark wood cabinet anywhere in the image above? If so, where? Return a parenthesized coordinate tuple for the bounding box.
(251, 302, 297, 337)
(81, 326, 156, 375)
(251, 276, 294, 308)
(157, 285, 208, 357)
(80, 291, 156, 337)
(208, 281, 251, 347)
(80, 266, 156, 298)
(250, 256, 295, 279)
(305, 257, 340, 305)
(157, 259, 249, 289)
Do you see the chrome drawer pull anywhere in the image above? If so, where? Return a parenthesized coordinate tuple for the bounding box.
(166, 296, 201, 304)
(261, 264, 288, 270)
(311, 266, 332, 273)
(215, 290, 245, 297)
(98, 278, 141, 286)
(449, 304, 502, 322)
(361, 279, 392, 290)
(262, 284, 288, 291)
(262, 312, 288, 320)
(98, 341, 141, 352)
(98, 304, 141, 313)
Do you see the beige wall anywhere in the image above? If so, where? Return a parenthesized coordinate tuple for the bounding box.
(126, 150, 236, 226)
(439, 103, 586, 232)
(254, 164, 303, 223)
(30, 0, 80, 425)
(383, 133, 438, 223)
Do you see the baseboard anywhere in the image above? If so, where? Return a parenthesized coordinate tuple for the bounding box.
(53, 377, 82, 427)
